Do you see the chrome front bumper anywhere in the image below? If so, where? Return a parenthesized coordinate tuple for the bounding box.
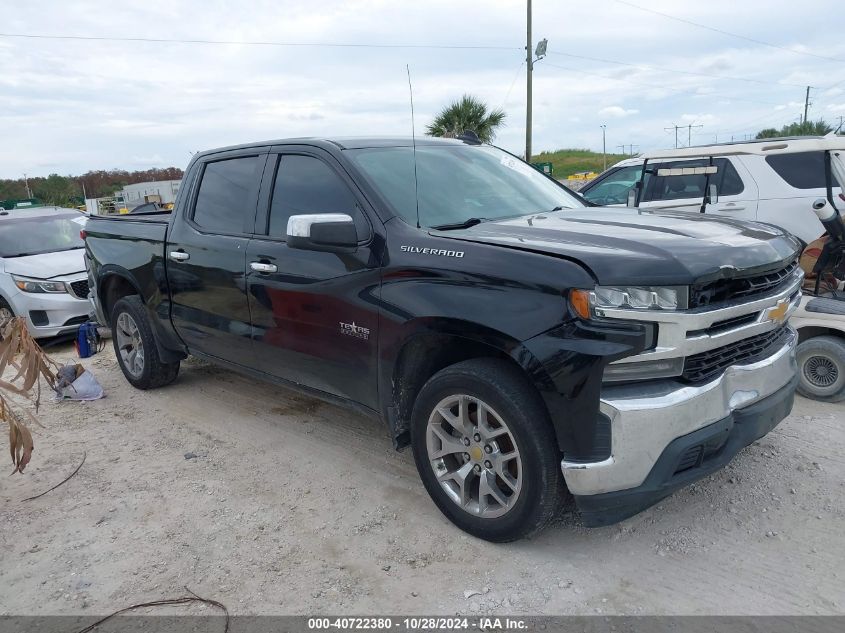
(561, 328, 797, 496)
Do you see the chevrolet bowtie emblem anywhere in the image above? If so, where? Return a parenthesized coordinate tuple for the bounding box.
(766, 298, 790, 324)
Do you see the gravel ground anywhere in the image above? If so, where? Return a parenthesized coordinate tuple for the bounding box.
(1, 343, 843, 616)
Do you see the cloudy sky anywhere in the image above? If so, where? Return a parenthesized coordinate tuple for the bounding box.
(2, 0, 845, 178)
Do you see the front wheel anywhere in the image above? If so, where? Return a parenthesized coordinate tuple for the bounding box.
(411, 358, 564, 542)
(111, 295, 180, 389)
(796, 336, 845, 402)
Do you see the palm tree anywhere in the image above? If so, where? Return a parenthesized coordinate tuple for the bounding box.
(426, 95, 506, 143)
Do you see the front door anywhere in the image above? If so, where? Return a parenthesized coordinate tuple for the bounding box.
(641, 157, 759, 224)
(245, 149, 382, 409)
(168, 151, 267, 366)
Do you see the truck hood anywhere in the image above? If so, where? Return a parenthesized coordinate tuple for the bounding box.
(1, 248, 86, 279)
(435, 208, 802, 285)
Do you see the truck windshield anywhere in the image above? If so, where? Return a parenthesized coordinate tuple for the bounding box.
(348, 144, 583, 228)
(0, 213, 85, 257)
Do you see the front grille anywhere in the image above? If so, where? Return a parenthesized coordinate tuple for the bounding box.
(689, 260, 799, 308)
(682, 326, 792, 384)
(69, 279, 90, 299)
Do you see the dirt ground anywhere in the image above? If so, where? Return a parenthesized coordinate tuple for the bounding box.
(1, 342, 843, 617)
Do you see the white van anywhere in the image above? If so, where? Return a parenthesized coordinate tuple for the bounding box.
(579, 135, 845, 245)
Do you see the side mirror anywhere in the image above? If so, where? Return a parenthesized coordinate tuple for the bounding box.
(626, 188, 638, 208)
(707, 183, 719, 205)
(287, 214, 358, 251)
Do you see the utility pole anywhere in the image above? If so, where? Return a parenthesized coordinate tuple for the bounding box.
(23, 173, 31, 198)
(687, 123, 703, 147)
(665, 124, 680, 149)
(836, 115, 844, 134)
(600, 125, 607, 171)
(803, 86, 812, 124)
(524, 0, 547, 162)
(525, 0, 532, 162)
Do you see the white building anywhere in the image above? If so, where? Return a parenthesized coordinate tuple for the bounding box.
(118, 180, 181, 208)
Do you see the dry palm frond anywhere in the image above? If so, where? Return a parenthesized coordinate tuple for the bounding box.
(0, 317, 61, 473)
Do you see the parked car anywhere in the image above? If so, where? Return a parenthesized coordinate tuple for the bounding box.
(579, 135, 845, 245)
(84, 137, 802, 541)
(0, 207, 91, 337)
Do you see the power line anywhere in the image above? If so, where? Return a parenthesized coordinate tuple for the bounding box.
(0, 32, 520, 50)
(613, 0, 845, 64)
(542, 61, 785, 106)
(547, 50, 805, 88)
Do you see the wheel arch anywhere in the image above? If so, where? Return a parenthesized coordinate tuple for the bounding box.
(383, 318, 554, 450)
(795, 325, 845, 344)
(99, 267, 187, 363)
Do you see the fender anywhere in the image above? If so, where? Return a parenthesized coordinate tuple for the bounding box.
(96, 266, 187, 363)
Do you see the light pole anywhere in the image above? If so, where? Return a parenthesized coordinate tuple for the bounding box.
(600, 125, 607, 171)
(23, 173, 31, 199)
(525, 0, 547, 162)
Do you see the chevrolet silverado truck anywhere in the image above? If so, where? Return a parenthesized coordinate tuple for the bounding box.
(83, 137, 803, 542)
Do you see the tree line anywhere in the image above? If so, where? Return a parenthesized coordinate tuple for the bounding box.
(0, 167, 183, 207)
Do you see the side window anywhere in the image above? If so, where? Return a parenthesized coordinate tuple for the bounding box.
(765, 151, 826, 189)
(645, 158, 744, 201)
(718, 159, 744, 196)
(268, 155, 369, 239)
(646, 159, 709, 201)
(582, 165, 644, 205)
(193, 156, 261, 233)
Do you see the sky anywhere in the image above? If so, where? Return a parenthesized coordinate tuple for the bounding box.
(2, 0, 845, 178)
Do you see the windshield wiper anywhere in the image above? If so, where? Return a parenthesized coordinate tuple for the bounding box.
(430, 217, 488, 231)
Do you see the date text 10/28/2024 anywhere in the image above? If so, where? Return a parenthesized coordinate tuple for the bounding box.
(307, 617, 528, 631)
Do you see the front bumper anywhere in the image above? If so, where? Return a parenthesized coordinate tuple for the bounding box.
(562, 329, 797, 525)
(9, 286, 90, 338)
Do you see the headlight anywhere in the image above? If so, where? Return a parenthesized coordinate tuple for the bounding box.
(12, 275, 68, 294)
(571, 286, 687, 318)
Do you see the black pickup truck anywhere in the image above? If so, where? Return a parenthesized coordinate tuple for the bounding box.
(84, 137, 803, 541)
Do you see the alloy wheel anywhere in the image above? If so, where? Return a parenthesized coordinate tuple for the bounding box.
(426, 394, 522, 519)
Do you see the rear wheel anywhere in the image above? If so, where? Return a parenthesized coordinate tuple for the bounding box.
(796, 336, 845, 402)
(111, 295, 180, 389)
(410, 358, 563, 542)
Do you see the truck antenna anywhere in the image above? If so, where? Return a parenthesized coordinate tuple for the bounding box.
(406, 64, 421, 229)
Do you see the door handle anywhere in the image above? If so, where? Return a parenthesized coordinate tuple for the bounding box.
(169, 251, 190, 261)
(250, 262, 278, 273)
(722, 203, 745, 211)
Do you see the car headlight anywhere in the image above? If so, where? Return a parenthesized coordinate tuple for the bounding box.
(570, 286, 687, 318)
(12, 275, 69, 294)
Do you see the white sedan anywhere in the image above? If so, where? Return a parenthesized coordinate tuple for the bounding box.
(0, 206, 91, 338)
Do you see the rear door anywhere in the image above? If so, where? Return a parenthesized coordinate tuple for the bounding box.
(245, 147, 381, 409)
(167, 149, 268, 366)
(641, 157, 758, 224)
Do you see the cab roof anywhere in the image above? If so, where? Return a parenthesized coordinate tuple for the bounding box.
(195, 135, 473, 159)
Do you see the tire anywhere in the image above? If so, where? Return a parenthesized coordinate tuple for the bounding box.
(796, 335, 845, 403)
(0, 296, 14, 324)
(410, 358, 564, 542)
(111, 295, 180, 390)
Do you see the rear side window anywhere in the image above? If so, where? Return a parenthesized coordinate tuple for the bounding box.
(765, 151, 826, 189)
(645, 158, 743, 201)
(192, 156, 261, 233)
(268, 155, 368, 239)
